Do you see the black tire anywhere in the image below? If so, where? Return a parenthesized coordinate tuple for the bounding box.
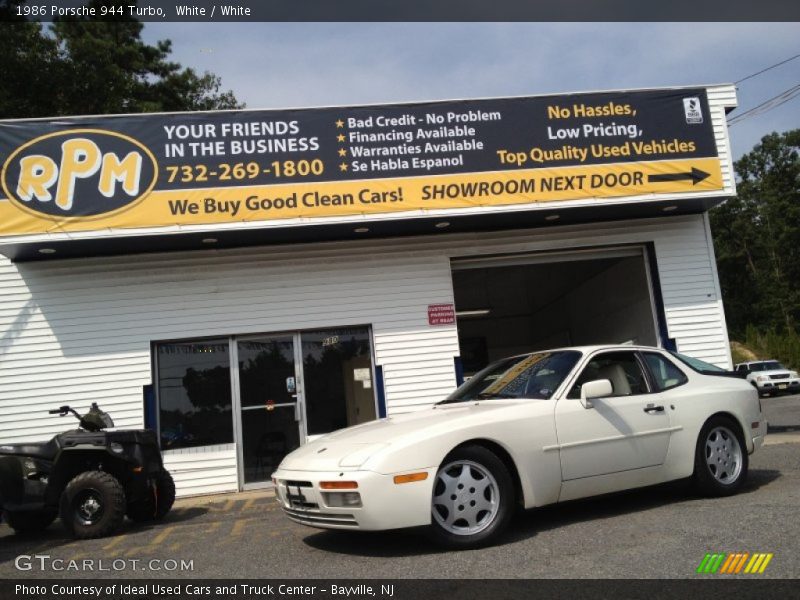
(427, 445, 515, 549)
(126, 470, 176, 522)
(693, 416, 749, 497)
(59, 471, 126, 539)
(3, 510, 57, 535)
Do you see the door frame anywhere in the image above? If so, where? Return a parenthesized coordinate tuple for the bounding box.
(230, 325, 378, 491)
(450, 244, 663, 357)
(231, 332, 308, 491)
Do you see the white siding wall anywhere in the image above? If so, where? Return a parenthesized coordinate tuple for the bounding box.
(0, 214, 729, 496)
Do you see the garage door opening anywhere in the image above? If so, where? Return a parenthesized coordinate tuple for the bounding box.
(452, 247, 660, 376)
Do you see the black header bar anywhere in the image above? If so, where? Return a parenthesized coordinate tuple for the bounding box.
(2, 0, 799, 22)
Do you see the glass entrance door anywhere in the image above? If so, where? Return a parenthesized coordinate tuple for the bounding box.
(232, 326, 377, 489)
(235, 336, 303, 488)
(301, 327, 376, 439)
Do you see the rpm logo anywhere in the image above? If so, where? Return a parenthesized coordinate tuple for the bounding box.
(1, 129, 158, 219)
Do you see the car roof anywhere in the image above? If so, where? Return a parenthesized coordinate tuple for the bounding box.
(509, 344, 669, 358)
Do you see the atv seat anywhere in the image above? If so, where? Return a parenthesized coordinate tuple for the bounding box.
(0, 438, 60, 460)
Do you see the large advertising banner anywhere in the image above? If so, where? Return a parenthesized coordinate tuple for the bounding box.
(0, 88, 724, 236)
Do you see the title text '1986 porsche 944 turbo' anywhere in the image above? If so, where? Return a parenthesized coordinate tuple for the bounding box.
(272, 345, 765, 548)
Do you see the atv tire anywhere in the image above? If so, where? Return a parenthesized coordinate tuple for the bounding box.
(3, 510, 57, 534)
(60, 471, 126, 539)
(127, 470, 176, 522)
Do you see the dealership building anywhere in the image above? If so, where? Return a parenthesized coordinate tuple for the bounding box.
(0, 84, 737, 497)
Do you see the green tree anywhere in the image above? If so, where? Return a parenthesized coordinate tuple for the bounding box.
(710, 129, 800, 353)
(0, 0, 242, 119)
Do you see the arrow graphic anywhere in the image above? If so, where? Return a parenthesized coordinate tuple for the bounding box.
(648, 167, 710, 185)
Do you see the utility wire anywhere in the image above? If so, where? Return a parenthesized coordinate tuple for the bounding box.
(728, 83, 800, 126)
(735, 53, 800, 85)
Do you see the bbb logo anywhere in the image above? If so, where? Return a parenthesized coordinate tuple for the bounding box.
(1, 129, 158, 218)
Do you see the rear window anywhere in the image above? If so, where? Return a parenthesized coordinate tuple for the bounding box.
(669, 352, 737, 377)
(643, 352, 688, 391)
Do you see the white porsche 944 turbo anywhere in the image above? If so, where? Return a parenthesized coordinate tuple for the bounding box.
(272, 346, 766, 547)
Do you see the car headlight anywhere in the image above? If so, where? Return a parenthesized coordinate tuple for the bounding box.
(322, 492, 362, 507)
(756, 375, 767, 382)
(790, 371, 799, 378)
(338, 443, 389, 467)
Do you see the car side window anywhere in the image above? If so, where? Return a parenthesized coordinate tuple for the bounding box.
(643, 352, 688, 391)
(567, 351, 649, 399)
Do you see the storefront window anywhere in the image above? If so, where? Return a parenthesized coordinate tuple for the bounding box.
(301, 327, 375, 435)
(156, 339, 233, 450)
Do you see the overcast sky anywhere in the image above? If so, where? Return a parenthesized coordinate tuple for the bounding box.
(142, 23, 799, 160)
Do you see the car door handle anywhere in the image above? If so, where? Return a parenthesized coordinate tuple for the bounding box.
(644, 405, 665, 413)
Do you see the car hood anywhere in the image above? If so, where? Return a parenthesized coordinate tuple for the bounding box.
(277, 400, 534, 472)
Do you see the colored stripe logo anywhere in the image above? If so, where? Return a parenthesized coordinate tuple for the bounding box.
(696, 552, 774, 574)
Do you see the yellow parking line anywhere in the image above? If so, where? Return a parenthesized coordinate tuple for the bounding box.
(230, 519, 248, 537)
(241, 497, 256, 511)
(124, 546, 144, 557)
(222, 498, 236, 511)
(151, 525, 175, 546)
(103, 535, 127, 551)
(169, 542, 181, 552)
(204, 521, 221, 534)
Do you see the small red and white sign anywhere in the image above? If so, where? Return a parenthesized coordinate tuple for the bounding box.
(428, 303, 456, 326)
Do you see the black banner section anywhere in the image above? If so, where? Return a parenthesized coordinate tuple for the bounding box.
(0, 88, 718, 197)
(1, 580, 799, 600)
(1, 0, 799, 22)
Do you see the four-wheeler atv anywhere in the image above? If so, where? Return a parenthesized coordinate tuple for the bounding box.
(0, 403, 175, 539)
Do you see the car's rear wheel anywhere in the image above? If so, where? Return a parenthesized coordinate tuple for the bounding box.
(427, 445, 514, 548)
(693, 416, 748, 496)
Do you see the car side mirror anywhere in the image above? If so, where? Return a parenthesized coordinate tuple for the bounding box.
(579, 379, 613, 408)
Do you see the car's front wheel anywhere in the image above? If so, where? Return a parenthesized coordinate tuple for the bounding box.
(428, 445, 514, 548)
(693, 416, 748, 496)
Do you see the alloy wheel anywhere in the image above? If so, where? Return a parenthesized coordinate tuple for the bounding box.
(704, 426, 743, 484)
(432, 460, 499, 535)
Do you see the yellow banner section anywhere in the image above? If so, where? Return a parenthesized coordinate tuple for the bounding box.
(0, 157, 723, 236)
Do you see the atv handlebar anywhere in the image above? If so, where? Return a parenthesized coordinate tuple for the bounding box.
(47, 404, 113, 431)
(48, 406, 83, 420)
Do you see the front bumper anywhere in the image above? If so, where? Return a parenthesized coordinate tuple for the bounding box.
(272, 467, 436, 531)
(753, 378, 800, 393)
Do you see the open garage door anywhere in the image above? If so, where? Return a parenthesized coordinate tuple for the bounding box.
(451, 246, 660, 376)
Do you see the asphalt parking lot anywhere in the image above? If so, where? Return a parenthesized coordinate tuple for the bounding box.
(2, 394, 798, 579)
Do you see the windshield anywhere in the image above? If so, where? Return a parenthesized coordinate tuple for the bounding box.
(669, 351, 727, 373)
(748, 361, 784, 371)
(442, 351, 582, 403)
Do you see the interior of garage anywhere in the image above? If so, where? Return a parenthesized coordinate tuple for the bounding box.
(452, 248, 659, 375)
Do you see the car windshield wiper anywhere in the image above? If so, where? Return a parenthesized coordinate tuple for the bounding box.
(475, 392, 518, 399)
(436, 392, 518, 405)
